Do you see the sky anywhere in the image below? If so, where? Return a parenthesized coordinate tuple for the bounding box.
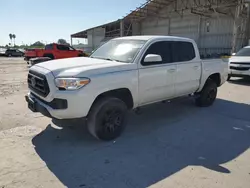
(0, 0, 145, 46)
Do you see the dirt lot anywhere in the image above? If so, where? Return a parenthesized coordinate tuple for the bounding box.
(0, 57, 250, 188)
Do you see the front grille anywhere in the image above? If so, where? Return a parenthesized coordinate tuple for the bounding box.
(28, 70, 50, 97)
(230, 62, 250, 65)
(230, 66, 250, 71)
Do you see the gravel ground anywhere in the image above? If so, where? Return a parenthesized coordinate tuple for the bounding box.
(0, 57, 249, 188)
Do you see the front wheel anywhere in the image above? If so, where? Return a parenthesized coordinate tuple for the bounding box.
(227, 75, 231, 81)
(195, 79, 217, 107)
(87, 97, 128, 141)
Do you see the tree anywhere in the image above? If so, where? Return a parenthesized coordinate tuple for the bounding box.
(12, 34, 16, 46)
(57, 39, 67, 45)
(31, 41, 45, 47)
(9, 34, 13, 46)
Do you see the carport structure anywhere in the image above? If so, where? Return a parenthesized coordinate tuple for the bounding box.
(70, 20, 133, 50)
(71, 0, 250, 56)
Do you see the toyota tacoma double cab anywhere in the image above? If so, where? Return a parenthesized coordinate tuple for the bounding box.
(24, 43, 87, 62)
(25, 36, 228, 141)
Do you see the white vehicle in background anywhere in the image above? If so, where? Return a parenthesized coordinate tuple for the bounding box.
(228, 46, 250, 80)
(0, 48, 6, 56)
(25, 36, 228, 141)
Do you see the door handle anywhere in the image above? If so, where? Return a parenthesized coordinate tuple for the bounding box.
(168, 68, 176, 73)
(193, 66, 199, 69)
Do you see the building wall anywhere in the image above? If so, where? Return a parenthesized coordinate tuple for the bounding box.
(87, 27, 105, 50)
(131, 0, 242, 57)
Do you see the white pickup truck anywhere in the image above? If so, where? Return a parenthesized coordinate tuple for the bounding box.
(25, 36, 228, 140)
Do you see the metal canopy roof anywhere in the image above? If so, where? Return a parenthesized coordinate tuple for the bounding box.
(124, 0, 239, 22)
(71, 20, 121, 38)
(124, 0, 175, 21)
(71, 0, 240, 38)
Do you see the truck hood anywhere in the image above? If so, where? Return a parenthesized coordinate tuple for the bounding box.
(35, 57, 136, 77)
(229, 56, 250, 63)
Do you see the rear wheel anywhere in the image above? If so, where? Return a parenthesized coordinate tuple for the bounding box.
(195, 79, 217, 107)
(87, 97, 128, 141)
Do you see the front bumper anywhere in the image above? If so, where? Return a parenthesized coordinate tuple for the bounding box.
(229, 69, 250, 77)
(25, 93, 68, 119)
(25, 94, 52, 118)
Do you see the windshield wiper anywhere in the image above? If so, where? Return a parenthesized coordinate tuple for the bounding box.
(91, 56, 124, 62)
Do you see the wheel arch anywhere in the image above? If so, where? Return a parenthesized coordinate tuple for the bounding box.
(88, 88, 134, 116)
(198, 73, 221, 92)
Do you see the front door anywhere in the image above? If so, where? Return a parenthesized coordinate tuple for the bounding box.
(138, 41, 176, 105)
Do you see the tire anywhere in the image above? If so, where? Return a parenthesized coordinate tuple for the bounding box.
(195, 79, 217, 107)
(87, 97, 128, 141)
(227, 75, 231, 81)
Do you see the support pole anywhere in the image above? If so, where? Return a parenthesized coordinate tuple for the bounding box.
(168, 17, 171, 35)
(231, 3, 241, 54)
(70, 37, 73, 46)
(245, 3, 250, 45)
(197, 16, 202, 48)
(120, 19, 124, 37)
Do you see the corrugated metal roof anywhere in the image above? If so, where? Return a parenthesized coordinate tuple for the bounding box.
(124, 0, 175, 22)
(71, 20, 121, 38)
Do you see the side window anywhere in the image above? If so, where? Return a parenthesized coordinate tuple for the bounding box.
(45, 44, 53, 50)
(172, 41, 195, 62)
(141, 41, 172, 66)
(57, 45, 70, 51)
(69, 46, 75, 51)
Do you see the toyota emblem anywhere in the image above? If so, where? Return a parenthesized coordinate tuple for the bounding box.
(31, 77, 36, 87)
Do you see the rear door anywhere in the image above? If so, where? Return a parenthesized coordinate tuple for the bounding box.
(138, 41, 176, 105)
(12, 50, 19, 56)
(56, 45, 77, 59)
(172, 41, 201, 96)
(56, 44, 69, 59)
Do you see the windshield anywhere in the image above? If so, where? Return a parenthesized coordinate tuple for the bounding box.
(90, 39, 146, 63)
(235, 47, 250, 56)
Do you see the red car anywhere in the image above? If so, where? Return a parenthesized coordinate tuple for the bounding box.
(24, 43, 87, 61)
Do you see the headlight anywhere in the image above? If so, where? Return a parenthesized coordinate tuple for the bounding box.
(55, 78, 90, 90)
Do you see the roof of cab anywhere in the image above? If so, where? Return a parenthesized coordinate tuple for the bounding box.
(114, 35, 194, 42)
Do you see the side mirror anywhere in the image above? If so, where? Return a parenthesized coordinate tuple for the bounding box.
(144, 54, 162, 63)
(232, 53, 236, 56)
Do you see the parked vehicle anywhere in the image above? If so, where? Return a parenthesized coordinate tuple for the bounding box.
(25, 36, 228, 141)
(228, 46, 250, 80)
(24, 43, 88, 62)
(5, 49, 24, 57)
(0, 48, 6, 56)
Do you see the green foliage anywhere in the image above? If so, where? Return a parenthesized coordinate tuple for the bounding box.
(58, 39, 67, 45)
(31, 41, 45, 47)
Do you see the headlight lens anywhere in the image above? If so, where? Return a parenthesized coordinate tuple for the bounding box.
(55, 78, 90, 90)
